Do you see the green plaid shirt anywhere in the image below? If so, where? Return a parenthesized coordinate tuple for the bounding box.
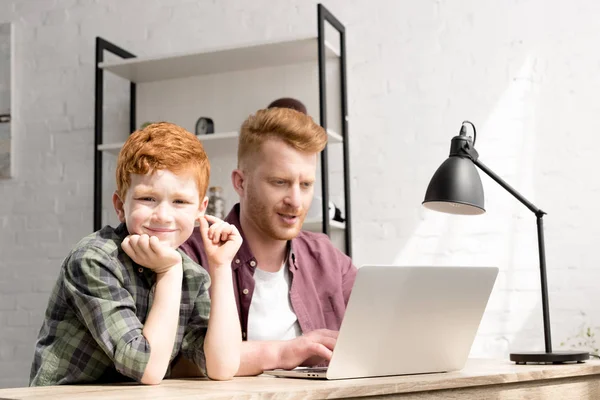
(30, 223, 211, 386)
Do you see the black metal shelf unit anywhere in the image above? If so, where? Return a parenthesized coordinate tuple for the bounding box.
(93, 3, 352, 256)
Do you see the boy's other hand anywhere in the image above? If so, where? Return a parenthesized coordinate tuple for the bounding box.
(198, 215, 242, 270)
(122, 234, 182, 274)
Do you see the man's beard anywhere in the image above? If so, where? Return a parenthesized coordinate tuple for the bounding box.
(246, 190, 305, 241)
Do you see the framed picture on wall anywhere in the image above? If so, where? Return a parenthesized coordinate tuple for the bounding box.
(0, 22, 12, 179)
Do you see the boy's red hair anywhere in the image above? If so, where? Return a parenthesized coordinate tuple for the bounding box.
(116, 122, 210, 200)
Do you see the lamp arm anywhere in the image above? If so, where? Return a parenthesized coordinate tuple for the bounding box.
(460, 146, 546, 217)
(463, 149, 553, 353)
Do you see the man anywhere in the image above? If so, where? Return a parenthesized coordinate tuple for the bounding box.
(180, 107, 357, 376)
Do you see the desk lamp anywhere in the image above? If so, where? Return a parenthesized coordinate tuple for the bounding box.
(422, 120, 589, 364)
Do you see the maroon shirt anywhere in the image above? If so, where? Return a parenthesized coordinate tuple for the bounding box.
(180, 204, 357, 340)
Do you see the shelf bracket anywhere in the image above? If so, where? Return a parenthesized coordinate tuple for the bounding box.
(94, 37, 136, 231)
(317, 4, 352, 257)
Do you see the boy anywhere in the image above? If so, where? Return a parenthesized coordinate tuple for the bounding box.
(30, 122, 241, 386)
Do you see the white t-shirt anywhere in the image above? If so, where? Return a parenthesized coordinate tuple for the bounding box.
(247, 262, 302, 341)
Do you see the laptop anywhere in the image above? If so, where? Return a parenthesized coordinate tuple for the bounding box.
(264, 265, 498, 380)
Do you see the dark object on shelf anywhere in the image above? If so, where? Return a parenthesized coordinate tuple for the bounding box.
(195, 117, 214, 135)
(0, 113, 10, 123)
(423, 120, 590, 365)
(267, 98, 307, 115)
(333, 205, 345, 223)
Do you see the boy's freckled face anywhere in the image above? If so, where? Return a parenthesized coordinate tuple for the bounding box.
(116, 170, 204, 249)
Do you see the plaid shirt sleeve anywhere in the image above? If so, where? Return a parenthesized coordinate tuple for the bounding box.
(178, 266, 211, 375)
(63, 245, 151, 381)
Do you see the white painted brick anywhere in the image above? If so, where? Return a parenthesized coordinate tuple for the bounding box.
(79, 12, 148, 45)
(32, 276, 60, 295)
(15, 293, 51, 312)
(45, 115, 73, 133)
(34, 22, 78, 49)
(65, 91, 93, 123)
(14, 0, 59, 15)
(25, 212, 61, 231)
(15, 229, 63, 247)
(62, 2, 109, 23)
(0, 346, 14, 362)
(35, 50, 80, 71)
(6, 312, 31, 327)
(71, 112, 94, 130)
(14, 345, 35, 368)
(0, 295, 17, 312)
(43, 7, 70, 25)
(23, 96, 67, 120)
(9, 195, 55, 216)
(52, 131, 93, 163)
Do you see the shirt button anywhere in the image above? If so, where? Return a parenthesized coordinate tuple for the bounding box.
(242, 288, 249, 295)
(235, 259, 240, 264)
(138, 267, 143, 273)
(250, 260, 256, 267)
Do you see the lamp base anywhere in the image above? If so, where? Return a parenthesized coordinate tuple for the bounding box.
(510, 351, 590, 365)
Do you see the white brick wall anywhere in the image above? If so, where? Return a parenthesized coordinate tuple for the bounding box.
(1, 0, 600, 388)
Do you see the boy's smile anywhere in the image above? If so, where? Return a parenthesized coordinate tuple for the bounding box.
(113, 169, 207, 249)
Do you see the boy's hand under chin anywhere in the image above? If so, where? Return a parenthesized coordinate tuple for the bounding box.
(198, 215, 243, 270)
(122, 234, 182, 274)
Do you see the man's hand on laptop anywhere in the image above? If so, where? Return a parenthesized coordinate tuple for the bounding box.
(277, 329, 338, 370)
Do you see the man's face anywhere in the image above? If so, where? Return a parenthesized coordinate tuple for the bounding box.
(240, 139, 317, 241)
(113, 169, 206, 249)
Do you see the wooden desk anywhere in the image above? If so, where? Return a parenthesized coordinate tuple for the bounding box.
(1, 359, 599, 399)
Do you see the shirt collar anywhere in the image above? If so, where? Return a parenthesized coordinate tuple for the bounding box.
(287, 241, 298, 270)
(115, 222, 129, 238)
(226, 203, 299, 270)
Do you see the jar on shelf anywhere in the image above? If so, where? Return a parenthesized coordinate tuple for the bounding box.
(206, 186, 226, 219)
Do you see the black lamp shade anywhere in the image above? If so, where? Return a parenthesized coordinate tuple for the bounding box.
(422, 156, 486, 215)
